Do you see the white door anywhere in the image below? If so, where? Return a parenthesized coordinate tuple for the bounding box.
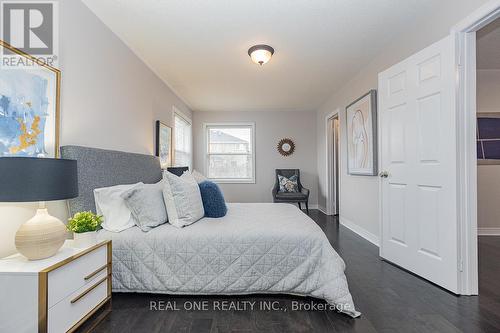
(378, 36, 458, 292)
(327, 115, 340, 215)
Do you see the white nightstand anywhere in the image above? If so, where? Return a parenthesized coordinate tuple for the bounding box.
(0, 240, 112, 333)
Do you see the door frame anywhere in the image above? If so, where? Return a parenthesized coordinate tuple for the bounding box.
(453, 0, 500, 295)
(326, 109, 341, 215)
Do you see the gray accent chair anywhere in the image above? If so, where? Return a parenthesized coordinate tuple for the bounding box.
(272, 169, 310, 214)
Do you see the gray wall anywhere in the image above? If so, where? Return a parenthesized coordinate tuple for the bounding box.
(60, 0, 191, 153)
(0, 0, 191, 258)
(193, 111, 318, 205)
(315, 0, 490, 239)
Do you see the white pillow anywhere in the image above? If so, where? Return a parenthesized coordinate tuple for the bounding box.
(94, 183, 143, 232)
(191, 169, 208, 184)
(162, 171, 204, 228)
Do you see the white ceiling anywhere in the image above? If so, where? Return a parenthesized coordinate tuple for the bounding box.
(477, 18, 500, 70)
(82, 0, 439, 112)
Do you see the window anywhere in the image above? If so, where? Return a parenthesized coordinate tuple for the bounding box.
(173, 110, 192, 169)
(204, 123, 255, 183)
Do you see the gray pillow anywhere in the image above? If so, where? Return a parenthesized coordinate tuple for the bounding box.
(121, 181, 167, 232)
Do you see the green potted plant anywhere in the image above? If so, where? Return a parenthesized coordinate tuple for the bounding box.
(67, 211, 103, 247)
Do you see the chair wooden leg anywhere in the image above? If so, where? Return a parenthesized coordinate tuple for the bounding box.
(298, 202, 302, 210)
(305, 202, 309, 215)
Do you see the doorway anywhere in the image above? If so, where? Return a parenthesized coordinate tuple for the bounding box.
(454, 1, 500, 295)
(476, 19, 500, 238)
(377, 1, 500, 296)
(326, 111, 340, 216)
(474, 16, 500, 301)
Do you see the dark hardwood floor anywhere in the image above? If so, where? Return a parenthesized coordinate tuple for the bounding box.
(87, 210, 500, 333)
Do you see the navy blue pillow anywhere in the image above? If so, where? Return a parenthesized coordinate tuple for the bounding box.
(198, 181, 227, 218)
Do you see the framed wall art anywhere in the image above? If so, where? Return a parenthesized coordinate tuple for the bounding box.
(346, 90, 377, 176)
(277, 138, 295, 157)
(0, 40, 61, 157)
(155, 120, 172, 169)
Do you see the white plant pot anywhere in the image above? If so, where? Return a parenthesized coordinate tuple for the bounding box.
(73, 231, 97, 248)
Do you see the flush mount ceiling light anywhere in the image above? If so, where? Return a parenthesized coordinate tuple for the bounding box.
(248, 44, 274, 65)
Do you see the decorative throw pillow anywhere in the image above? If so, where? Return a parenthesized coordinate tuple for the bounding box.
(198, 181, 227, 218)
(162, 171, 204, 228)
(121, 180, 167, 232)
(278, 174, 299, 193)
(94, 183, 143, 232)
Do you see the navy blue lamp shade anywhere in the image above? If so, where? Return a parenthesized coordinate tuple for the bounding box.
(0, 157, 78, 202)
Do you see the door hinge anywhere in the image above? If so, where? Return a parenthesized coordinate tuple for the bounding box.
(458, 260, 464, 272)
(458, 42, 462, 67)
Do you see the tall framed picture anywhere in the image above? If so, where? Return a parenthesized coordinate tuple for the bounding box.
(155, 120, 172, 169)
(0, 40, 61, 157)
(346, 90, 378, 176)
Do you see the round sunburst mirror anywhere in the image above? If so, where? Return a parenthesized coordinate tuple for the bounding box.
(277, 138, 295, 157)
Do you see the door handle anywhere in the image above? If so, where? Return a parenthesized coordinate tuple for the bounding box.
(379, 171, 389, 178)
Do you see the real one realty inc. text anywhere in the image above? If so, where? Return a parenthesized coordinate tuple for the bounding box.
(149, 300, 352, 312)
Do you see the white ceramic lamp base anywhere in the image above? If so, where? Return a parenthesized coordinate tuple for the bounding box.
(15, 208, 67, 260)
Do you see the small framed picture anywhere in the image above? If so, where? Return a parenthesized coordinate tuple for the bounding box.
(155, 121, 172, 169)
(346, 90, 378, 176)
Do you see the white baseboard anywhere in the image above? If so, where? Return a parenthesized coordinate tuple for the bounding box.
(339, 216, 380, 247)
(317, 205, 327, 215)
(296, 204, 318, 210)
(478, 227, 500, 236)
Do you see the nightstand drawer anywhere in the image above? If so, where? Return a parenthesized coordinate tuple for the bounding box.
(48, 245, 108, 308)
(47, 274, 109, 333)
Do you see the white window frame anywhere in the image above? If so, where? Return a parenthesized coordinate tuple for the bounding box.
(172, 107, 192, 170)
(203, 122, 256, 184)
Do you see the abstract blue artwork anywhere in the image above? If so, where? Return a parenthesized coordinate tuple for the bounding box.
(0, 41, 60, 157)
(477, 117, 500, 160)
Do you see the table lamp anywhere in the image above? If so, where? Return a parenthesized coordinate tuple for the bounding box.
(0, 157, 78, 260)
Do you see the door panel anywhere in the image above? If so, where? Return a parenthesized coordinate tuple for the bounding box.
(379, 36, 458, 292)
(388, 183, 407, 246)
(417, 93, 441, 162)
(388, 104, 407, 163)
(417, 185, 441, 258)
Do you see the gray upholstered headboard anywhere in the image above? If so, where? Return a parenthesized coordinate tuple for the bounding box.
(60, 145, 162, 216)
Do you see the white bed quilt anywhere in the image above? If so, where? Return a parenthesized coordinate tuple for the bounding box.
(97, 203, 360, 317)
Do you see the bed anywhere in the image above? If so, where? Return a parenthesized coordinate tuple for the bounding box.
(61, 145, 360, 318)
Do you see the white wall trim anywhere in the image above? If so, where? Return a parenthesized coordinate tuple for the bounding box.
(295, 204, 320, 210)
(452, 0, 500, 296)
(339, 216, 380, 247)
(325, 109, 340, 216)
(202, 122, 256, 184)
(317, 205, 327, 215)
(173, 106, 193, 169)
(289, 203, 320, 210)
(478, 228, 500, 236)
(173, 106, 192, 124)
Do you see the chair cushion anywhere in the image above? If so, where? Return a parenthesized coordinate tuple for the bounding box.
(199, 181, 227, 218)
(275, 192, 307, 201)
(278, 174, 299, 193)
